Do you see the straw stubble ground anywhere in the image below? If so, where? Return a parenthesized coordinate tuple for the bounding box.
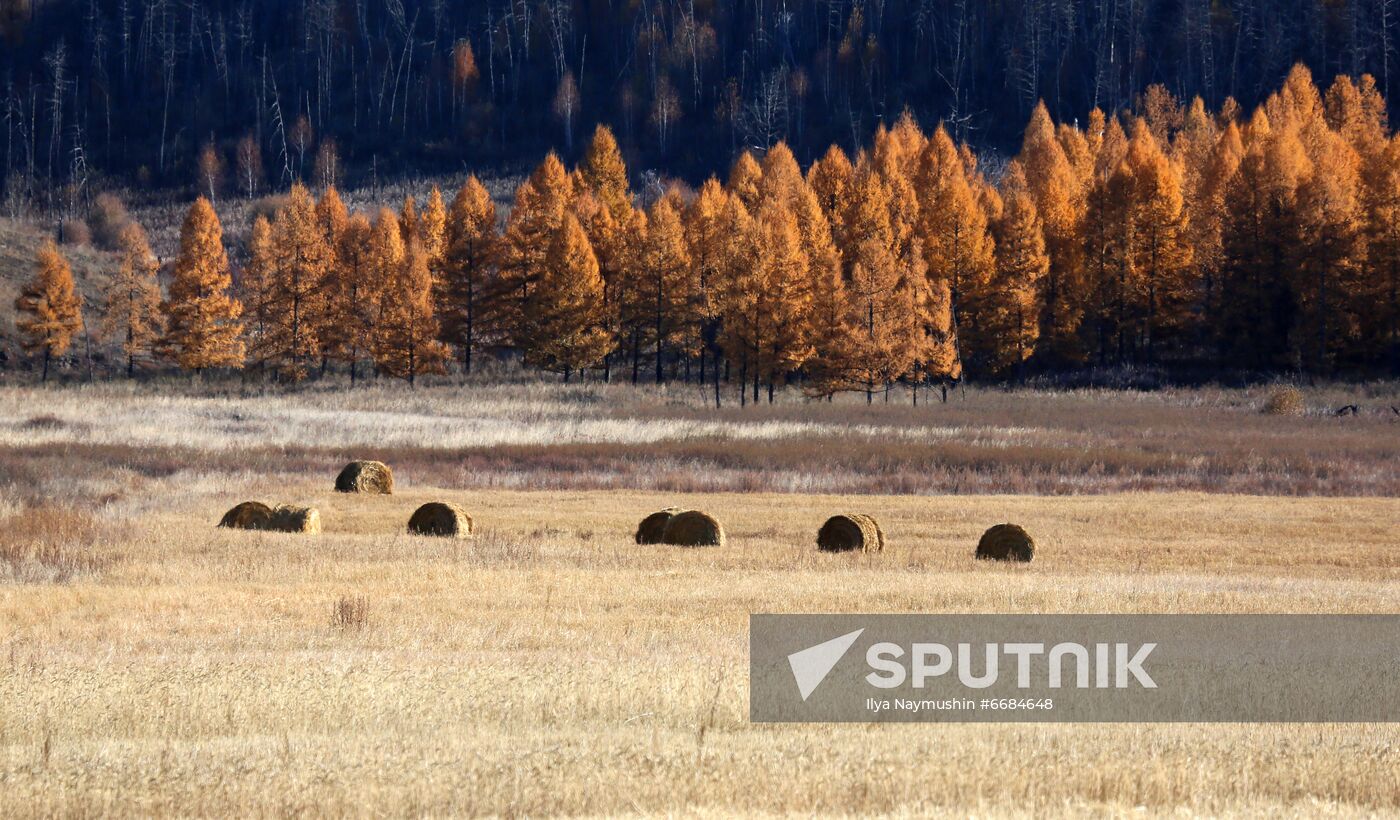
(2, 382, 1399, 816)
(2, 480, 1399, 817)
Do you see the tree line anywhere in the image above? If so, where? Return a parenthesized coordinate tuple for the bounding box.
(5, 0, 1400, 207)
(11, 65, 1400, 397)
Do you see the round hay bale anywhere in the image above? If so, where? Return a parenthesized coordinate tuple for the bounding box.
(853, 513, 885, 551)
(635, 507, 681, 544)
(817, 513, 884, 552)
(269, 505, 321, 534)
(661, 510, 726, 547)
(976, 523, 1034, 562)
(407, 502, 473, 538)
(335, 460, 394, 494)
(1262, 386, 1304, 416)
(219, 501, 274, 530)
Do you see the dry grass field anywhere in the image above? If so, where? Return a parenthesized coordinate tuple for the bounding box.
(1, 382, 1399, 817)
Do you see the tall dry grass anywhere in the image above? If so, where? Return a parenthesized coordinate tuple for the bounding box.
(0, 382, 1397, 815)
(0, 505, 113, 584)
(1, 381, 1396, 496)
(0, 485, 1396, 816)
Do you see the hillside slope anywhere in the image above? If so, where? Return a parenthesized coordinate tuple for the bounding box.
(0, 220, 118, 374)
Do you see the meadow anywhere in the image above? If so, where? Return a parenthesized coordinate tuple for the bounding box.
(1, 380, 1398, 817)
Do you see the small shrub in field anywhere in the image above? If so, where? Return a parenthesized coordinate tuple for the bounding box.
(249, 194, 290, 223)
(331, 595, 370, 631)
(58, 219, 92, 246)
(19, 414, 66, 431)
(0, 506, 112, 583)
(87, 193, 133, 250)
(1263, 386, 1305, 416)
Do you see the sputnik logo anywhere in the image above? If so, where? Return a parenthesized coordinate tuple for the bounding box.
(787, 628, 864, 701)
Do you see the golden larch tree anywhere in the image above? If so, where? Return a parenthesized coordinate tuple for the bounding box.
(399, 195, 420, 244)
(806, 143, 854, 241)
(375, 238, 448, 386)
(890, 110, 928, 162)
(726, 151, 763, 209)
(578, 124, 632, 220)
(1267, 64, 1324, 133)
(1357, 135, 1400, 372)
(916, 125, 996, 372)
(636, 197, 694, 383)
(161, 197, 244, 372)
(1324, 73, 1388, 161)
(362, 209, 406, 377)
(1096, 114, 1130, 178)
(757, 141, 804, 205)
(1139, 84, 1184, 147)
(525, 213, 613, 378)
(573, 191, 628, 380)
(753, 201, 815, 401)
(1081, 146, 1127, 362)
(792, 181, 850, 396)
(313, 186, 351, 368)
(1058, 120, 1094, 188)
(1360, 135, 1400, 371)
(1122, 119, 1194, 361)
(1173, 97, 1220, 246)
(872, 121, 922, 258)
(16, 238, 83, 381)
(843, 235, 920, 403)
(439, 176, 500, 373)
(500, 153, 574, 344)
(1218, 113, 1310, 368)
(1294, 117, 1364, 372)
(611, 206, 651, 382)
(1188, 121, 1244, 337)
(918, 263, 961, 401)
(262, 183, 332, 381)
(841, 159, 896, 275)
(718, 201, 813, 404)
(239, 215, 276, 370)
(1020, 101, 1087, 362)
(316, 186, 349, 247)
(420, 187, 448, 265)
(707, 194, 756, 403)
(322, 213, 382, 384)
(682, 178, 734, 391)
(100, 223, 163, 378)
(986, 167, 1049, 377)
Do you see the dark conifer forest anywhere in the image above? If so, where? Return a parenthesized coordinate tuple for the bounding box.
(3, 0, 1399, 191)
(4, 1, 1400, 386)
